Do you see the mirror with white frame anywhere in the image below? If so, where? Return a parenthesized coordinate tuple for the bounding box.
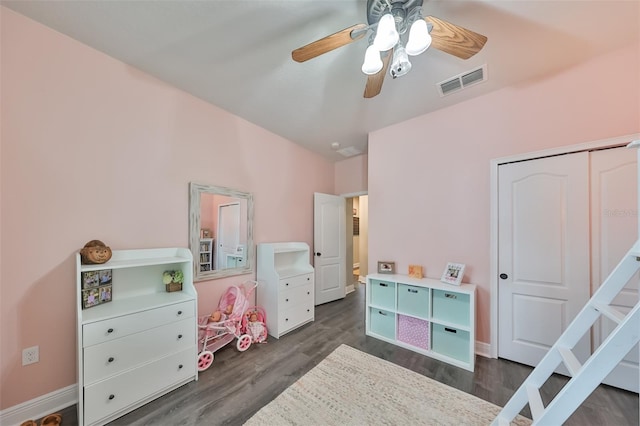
(189, 182, 254, 281)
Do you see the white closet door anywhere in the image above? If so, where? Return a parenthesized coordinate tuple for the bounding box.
(498, 152, 591, 368)
(313, 193, 346, 305)
(590, 147, 639, 392)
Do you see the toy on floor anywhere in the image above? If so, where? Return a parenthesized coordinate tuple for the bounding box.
(242, 306, 268, 343)
(196, 281, 257, 371)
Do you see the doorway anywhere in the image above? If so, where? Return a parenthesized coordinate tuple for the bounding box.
(346, 195, 368, 293)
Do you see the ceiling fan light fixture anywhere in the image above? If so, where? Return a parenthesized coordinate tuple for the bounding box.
(373, 13, 399, 51)
(362, 45, 383, 75)
(405, 18, 431, 56)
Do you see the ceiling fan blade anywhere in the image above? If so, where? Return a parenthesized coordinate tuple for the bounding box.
(363, 49, 393, 99)
(292, 23, 368, 63)
(425, 15, 487, 60)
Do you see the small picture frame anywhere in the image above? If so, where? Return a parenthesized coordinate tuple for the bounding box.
(441, 262, 465, 286)
(98, 269, 112, 285)
(408, 265, 423, 279)
(82, 287, 101, 309)
(377, 261, 395, 274)
(81, 271, 100, 289)
(98, 284, 112, 304)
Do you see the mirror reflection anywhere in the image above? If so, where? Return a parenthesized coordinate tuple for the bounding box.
(189, 183, 254, 281)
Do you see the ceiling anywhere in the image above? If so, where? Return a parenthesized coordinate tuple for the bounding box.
(3, 1, 639, 161)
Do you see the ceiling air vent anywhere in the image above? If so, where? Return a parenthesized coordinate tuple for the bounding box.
(337, 146, 363, 157)
(437, 64, 487, 97)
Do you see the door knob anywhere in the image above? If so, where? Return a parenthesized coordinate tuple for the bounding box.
(499, 273, 508, 280)
(315, 252, 322, 256)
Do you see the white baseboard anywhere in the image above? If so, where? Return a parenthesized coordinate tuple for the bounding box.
(358, 276, 365, 284)
(475, 341, 492, 358)
(0, 384, 76, 426)
(346, 284, 355, 294)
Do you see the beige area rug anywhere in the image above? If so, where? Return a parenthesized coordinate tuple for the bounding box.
(245, 344, 531, 426)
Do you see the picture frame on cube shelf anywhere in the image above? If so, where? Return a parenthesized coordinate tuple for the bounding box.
(377, 261, 395, 274)
(441, 262, 465, 286)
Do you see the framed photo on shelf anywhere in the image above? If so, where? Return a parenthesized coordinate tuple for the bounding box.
(441, 262, 465, 286)
(82, 287, 101, 309)
(81, 271, 100, 289)
(98, 269, 112, 285)
(377, 261, 395, 274)
(98, 284, 112, 304)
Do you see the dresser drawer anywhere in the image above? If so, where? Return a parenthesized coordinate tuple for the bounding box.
(431, 290, 470, 327)
(279, 283, 313, 309)
(84, 347, 195, 426)
(278, 303, 314, 334)
(397, 284, 429, 318)
(83, 300, 195, 347)
(278, 273, 313, 292)
(370, 279, 395, 310)
(83, 318, 195, 385)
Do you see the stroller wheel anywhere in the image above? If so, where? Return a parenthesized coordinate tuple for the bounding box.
(197, 350, 214, 371)
(237, 334, 252, 352)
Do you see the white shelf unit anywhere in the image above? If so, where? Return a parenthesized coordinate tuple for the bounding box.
(257, 242, 315, 339)
(76, 248, 198, 426)
(365, 273, 476, 372)
(199, 238, 213, 272)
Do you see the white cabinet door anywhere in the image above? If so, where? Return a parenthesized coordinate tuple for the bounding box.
(590, 146, 639, 392)
(313, 192, 346, 305)
(498, 152, 591, 368)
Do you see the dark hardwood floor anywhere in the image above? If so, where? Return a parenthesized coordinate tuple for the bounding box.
(52, 285, 638, 425)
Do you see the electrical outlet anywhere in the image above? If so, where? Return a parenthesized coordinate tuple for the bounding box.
(22, 346, 39, 366)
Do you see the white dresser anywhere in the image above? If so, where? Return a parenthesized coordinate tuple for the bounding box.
(76, 248, 198, 426)
(257, 242, 314, 338)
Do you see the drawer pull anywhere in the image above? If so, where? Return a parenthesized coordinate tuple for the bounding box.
(178, 364, 183, 369)
(177, 310, 183, 315)
(285, 282, 289, 286)
(444, 327, 457, 334)
(307, 291, 310, 295)
(107, 328, 114, 334)
(408, 289, 418, 293)
(444, 293, 457, 299)
(178, 334, 183, 339)
(306, 277, 310, 281)
(307, 309, 310, 312)
(108, 357, 114, 363)
(286, 298, 289, 302)
(285, 318, 289, 322)
(379, 283, 388, 287)
(378, 310, 387, 316)
(108, 394, 115, 400)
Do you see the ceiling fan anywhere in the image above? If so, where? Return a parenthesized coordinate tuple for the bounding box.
(292, 0, 487, 98)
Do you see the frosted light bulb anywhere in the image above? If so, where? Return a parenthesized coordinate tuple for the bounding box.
(373, 13, 399, 51)
(361, 45, 383, 75)
(405, 19, 432, 56)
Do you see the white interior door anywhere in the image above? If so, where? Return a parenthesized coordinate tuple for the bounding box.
(313, 193, 346, 305)
(217, 202, 240, 269)
(498, 152, 591, 368)
(590, 146, 639, 392)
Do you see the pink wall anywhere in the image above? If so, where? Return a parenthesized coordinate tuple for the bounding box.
(335, 154, 368, 195)
(368, 43, 640, 345)
(0, 8, 333, 409)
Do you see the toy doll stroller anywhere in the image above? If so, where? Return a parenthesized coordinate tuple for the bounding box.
(196, 281, 257, 371)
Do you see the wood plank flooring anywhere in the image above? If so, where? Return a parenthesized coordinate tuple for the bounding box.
(52, 285, 638, 425)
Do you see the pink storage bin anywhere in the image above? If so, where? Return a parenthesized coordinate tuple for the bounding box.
(397, 314, 429, 350)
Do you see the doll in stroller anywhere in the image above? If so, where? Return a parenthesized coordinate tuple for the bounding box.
(196, 281, 257, 371)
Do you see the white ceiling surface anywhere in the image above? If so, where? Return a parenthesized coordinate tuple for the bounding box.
(3, 1, 639, 161)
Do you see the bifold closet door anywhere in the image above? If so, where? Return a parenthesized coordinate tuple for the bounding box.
(590, 147, 639, 392)
(498, 151, 591, 370)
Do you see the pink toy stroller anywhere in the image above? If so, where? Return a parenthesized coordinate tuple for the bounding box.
(242, 306, 268, 343)
(196, 281, 257, 371)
